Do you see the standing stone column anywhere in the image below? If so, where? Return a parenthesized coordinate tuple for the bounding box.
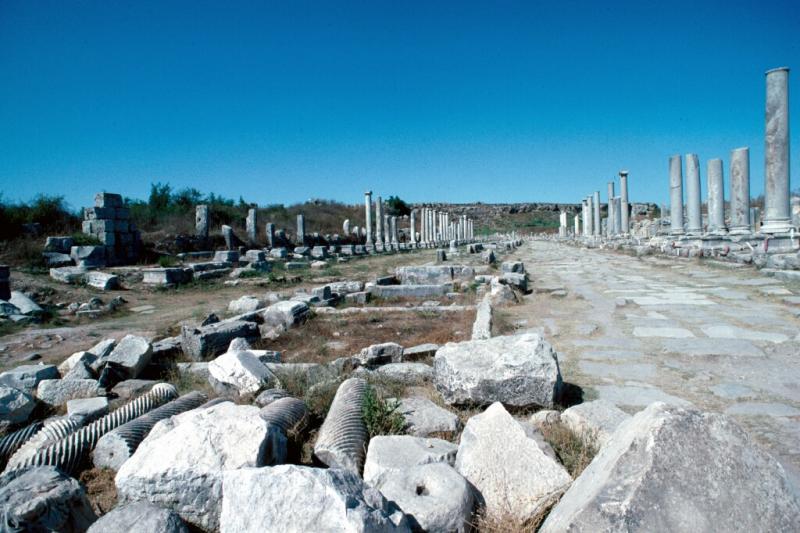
(762, 67, 793, 234)
(586, 196, 594, 236)
(574, 215, 580, 236)
(409, 210, 416, 244)
(384, 215, 391, 245)
(607, 181, 616, 237)
(669, 154, 685, 235)
(685, 154, 702, 235)
(375, 196, 384, 246)
(296, 214, 306, 246)
(593, 191, 601, 236)
(729, 147, 752, 235)
(391, 216, 398, 244)
(619, 170, 629, 234)
(707, 158, 727, 234)
(265, 222, 276, 248)
(581, 200, 588, 237)
(614, 197, 623, 235)
(195, 205, 209, 240)
(364, 191, 373, 244)
(246, 208, 258, 244)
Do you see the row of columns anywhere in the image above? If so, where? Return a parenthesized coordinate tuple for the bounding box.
(362, 192, 475, 247)
(668, 68, 792, 237)
(567, 169, 631, 238)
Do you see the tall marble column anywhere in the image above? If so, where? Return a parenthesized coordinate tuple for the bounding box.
(669, 154, 685, 235)
(707, 159, 727, 234)
(375, 196, 384, 245)
(586, 196, 594, 236)
(607, 181, 615, 237)
(390, 216, 398, 244)
(729, 147, 751, 235)
(265, 222, 275, 248)
(574, 214, 580, 236)
(296, 214, 305, 245)
(581, 199, 588, 237)
(619, 170, 629, 234)
(409, 210, 416, 244)
(685, 154, 702, 235)
(196, 205, 209, 239)
(384, 215, 391, 245)
(364, 191, 373, 244)
(762, 67, 792, 234)
(593, 191, 601, 236)
(614, 197, 623, 235)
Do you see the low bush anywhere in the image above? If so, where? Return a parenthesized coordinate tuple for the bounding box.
(362, 385, 405, 438)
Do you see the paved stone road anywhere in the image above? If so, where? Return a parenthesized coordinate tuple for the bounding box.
(510, 240, 800, 489)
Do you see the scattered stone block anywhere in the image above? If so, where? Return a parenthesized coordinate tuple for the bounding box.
(66, 396, 109, 419)
(434, 333, 562, 408)
(262, 300, 310, 330)
(0, 364, 58, 394)
(376, 362, 434, 384)
(456, 402, 571, 521)
(358, 342, 404, 366)
(501, 260, 525, 273)
(70, 245, 106, 268)
(329, 280, 364, 294)
(43, 252, 73, 267)
(105, 334, 153, 379)
(86, 271, 120, 290)
(208, 350, 277, 398)
(501, 271, 528, 292)
(560, 399, 630, 447)
(44, 236, 74, 253)
(540, 402, 800, 532)
(344, 291, 370, 304)
(370, 284, 452, 298)
(0, 385, 36, 429)
(111, 379, 158, 401)
(181, 320, 260, 361)
(0, 466, 97, 532)
(228, 295, 263, 314)
(116, 402, 278, 532)
(36, 378, 103, 407)
(364, 435, 458, 485)
(58, 351, 97, 375)
(397, 396, 460, 438)
(401, 343, 439, 361)
(142, 268, 192, 286)
(87, 501, 189, 533)
(9, 291, 43, 316)
(219, 465, 408, 532)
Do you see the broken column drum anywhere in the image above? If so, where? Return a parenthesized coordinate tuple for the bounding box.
(685, 154, 703, 235)
(762, 67, 792, 234)
(707, 158, 727, 234)
(246, 209, 257, 244)
(6, 416, 88, 470)
(619, 170, 629, 234)
(196, 205, 209, 239)
(729, 147, 752, 235)
(259, 397, 309, 438)
(0, 421, 44, 470)
(92, 391, 208, 470)
(265, 223, 276, 248)
(669, 154, 685, 235)
(7, 384, 177, 476)
(313, 378, 369, 473)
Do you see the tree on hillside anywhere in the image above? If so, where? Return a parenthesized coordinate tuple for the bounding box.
(386, 196, 410, 216)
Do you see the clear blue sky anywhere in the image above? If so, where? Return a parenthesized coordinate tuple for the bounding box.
(1, 0, 798, 211)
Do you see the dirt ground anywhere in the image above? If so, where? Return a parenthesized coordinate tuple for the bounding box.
(0, 247, 478, 371)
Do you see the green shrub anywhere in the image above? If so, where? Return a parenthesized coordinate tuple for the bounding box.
(157, 255, 178, 267)
(362, 385, 406, 438)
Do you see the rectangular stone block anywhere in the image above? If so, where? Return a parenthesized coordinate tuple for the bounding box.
(370, 283, 452, 298)
(180, 320, 260, 361)
(84, 207, 115, 220)
(142, 267, 192, 286)
(94, 192, 123, 208)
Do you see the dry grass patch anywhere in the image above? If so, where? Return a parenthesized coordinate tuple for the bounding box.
(79, 467, 118, 516)
(472, 492, 562, 533)
(540, 421, 597, 478)
(260, 309, 474, 364)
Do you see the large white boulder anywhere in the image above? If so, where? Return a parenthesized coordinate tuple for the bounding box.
(540, 402, 800, 532)
(36, 378, 103, 407)
(262, 300, 310, 329)
(87, 501, 188, 533)
(105, 334, 153, 379)
(115, 402, 279, 531)
(363, 435, 458, 485)
(371, 463, 475, 533)
(455, 402, 571, 521)
(227, 295, 263, 315)
(207, 350, 277, 397)
(434, 333, 562, 408)
(0, 385, 36, 431)
(220, 465, 409, 532)
(559, 399, 630, 447)
(0, 364, 58, 394)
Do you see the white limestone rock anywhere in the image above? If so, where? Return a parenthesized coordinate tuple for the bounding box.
(115, 402, 278, 532)
(434, 333, 562, 408)
(540, 402, 800, 533)
(105, 334, 152, 379)
(8, 291, 43, 316)
(363, 435, 457, 486)
(220, 465, 410, 532)
(87, 501, 188, 533)
(376, 363, 433, 384)
(262, 300, 310, 330)
(0, 364, 58, 394)
(58, 350, 97, 375)
(0, 466, 97, 531)
(358, 342, 404, 366)
(0, 385, 36, 429)
(560, 399, 630, 447)
(208, 350, 277, 398)
(371, 463, 475, 533)
(397, 397, 460, 438)
(67, 396, 109, 419)
(228, 295, 263, 314)
(36, 378, 103, 407)
(455, 402, 571, 521)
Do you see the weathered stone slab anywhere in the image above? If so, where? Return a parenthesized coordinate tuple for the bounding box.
(36, 378, 103, 407)
(105, 335, 153, 379)
(208, 350, 277, 398)
(371, 284, 452, 298)
(180, 320, 260, 361)
(0, 364, 58, 394)
(560, 399, 630, 447)
(0, 385, 36, 429)
(87, 501, 188, 533)
(397, 396, 460, 438)
(363, 435, 457, 485)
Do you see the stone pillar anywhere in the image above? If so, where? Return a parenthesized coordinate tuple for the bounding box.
(751, 207, 761, 232)
(265, 222, 276, 248)
(574, 215, 580, 236)
(581, 200, 588, 237)
(586, 196, 594, 236)
(669, 154, 685, 235)
(762, 67, 792, 234)
(409, 210, 416, 244)
(296, 214, 306, 245)
(593, 191, 601, 236)
(246, 208, 257, 244)
(685, 154, 702, 235)
(619, 170, 629, 234)
(375, 196, 384, 245)
(391, 216, 399, 244)
(195, 205, 209, 239)
(614, 197, 623, 235)
(607, 181, 615, 237)
(729, 147, 751, 235)
(707, 158, 726, 234)
(364, 191, 373, 244)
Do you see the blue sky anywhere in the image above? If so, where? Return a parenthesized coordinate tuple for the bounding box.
(1, 0, 798, 211)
